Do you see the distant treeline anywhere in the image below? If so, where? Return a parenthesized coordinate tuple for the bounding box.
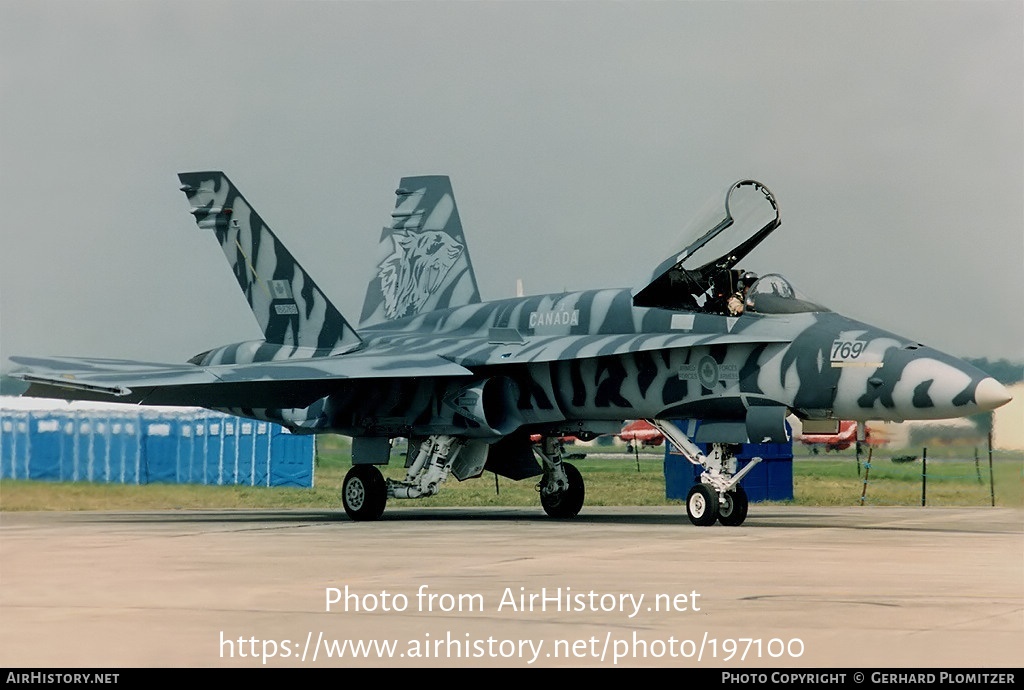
(965, 358, 1024, 385)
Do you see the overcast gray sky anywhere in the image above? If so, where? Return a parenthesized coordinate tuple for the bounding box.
(1, 0, 1021, 367)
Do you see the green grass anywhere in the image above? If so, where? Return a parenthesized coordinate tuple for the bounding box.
(803, 451, 1023, 507)
(1, 436, 1021, 511)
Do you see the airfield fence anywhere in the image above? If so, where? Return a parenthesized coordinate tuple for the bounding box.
(856, 432, 1003, 508)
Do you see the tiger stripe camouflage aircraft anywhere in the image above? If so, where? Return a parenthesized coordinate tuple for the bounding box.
(8, 174, 1012, 525)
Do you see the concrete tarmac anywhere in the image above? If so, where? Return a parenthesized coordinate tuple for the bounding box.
(1, 506, 1021, 669)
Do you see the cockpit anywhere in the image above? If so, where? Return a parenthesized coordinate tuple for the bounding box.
(632, 180, 830, 317)
(742, 273, 829, 314)
(703, 270, 829, 316)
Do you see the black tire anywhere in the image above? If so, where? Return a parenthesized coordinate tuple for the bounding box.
(718, 485, 749, 526)
(686, 484, 719, 526)
(342, 465, 387, 521)
(541, 462, 585, 518)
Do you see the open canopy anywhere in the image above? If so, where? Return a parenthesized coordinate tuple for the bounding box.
(633, 179, 780, 312)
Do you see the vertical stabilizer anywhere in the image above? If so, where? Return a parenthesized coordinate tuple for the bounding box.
(360, 176, 481, 326)
(178, 171, 362, 355)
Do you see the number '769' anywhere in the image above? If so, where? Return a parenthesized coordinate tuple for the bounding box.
(831, 340, 866, 361)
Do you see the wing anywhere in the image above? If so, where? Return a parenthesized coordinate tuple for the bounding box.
(7, 353, 473, 409)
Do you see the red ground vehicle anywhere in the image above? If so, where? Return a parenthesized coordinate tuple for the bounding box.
(618, 419, 664, 453)
(798, 420, 887, 452)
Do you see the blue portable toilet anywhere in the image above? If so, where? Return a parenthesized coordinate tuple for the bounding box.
(251, 422, 272, 487)
(664, 419, 794, 502)
(141, 414, 180, 484)
(2, 397, 314, 489)
(0, 411, 30, 479)
(28, 415, 62, 480)
(269, 427, 316, 487)
(203, 416, 225, 485)
(219, 418, 239, 485)
(235, 419, 257, 486)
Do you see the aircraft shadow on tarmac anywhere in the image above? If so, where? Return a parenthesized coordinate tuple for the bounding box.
(69, 506, 1017, 534)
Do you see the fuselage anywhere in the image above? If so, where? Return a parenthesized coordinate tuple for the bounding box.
(197, 284, 1009, 439)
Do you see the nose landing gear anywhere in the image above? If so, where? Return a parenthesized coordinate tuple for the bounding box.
(648, 419, 757, 527)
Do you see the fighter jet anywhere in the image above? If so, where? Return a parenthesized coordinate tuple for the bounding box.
(8, 174, 1011, 526)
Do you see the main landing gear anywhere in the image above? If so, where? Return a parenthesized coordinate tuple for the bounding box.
(535, 436, 585, 518)
(340, 434, 588, 521)
(648, 419, 756, 527)
(342, 435, 468, 521)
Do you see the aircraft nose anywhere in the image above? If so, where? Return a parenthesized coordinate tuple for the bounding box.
(832, 341, 1015, 422)
(974, 376, 1012, 412)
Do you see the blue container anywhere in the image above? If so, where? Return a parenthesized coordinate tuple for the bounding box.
(664, 421, 794, 502)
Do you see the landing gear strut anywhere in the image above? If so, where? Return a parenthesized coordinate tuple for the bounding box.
(648, 419, 759, 527)
(386, 436, 464, 500)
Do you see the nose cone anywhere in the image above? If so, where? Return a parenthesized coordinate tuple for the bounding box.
(831, 339, 1014, 422)
(974, 376, 1012, 412)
